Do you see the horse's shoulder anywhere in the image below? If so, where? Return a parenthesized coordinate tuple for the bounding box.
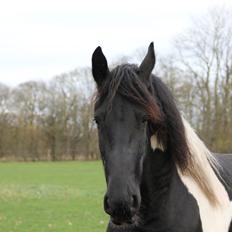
(215, 154, 232, 175)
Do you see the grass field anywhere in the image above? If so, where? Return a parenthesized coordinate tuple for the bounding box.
(0, 161, 108, 232)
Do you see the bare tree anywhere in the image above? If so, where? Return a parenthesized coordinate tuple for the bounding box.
(174, 7, 232, 151)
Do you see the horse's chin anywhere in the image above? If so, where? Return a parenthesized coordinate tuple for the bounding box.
(111, 218, 132, 226)
(110, 215, 138, 228)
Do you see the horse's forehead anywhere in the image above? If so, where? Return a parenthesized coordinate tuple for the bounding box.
(109, 95, 135, 117)
(96, 95, 139, 122)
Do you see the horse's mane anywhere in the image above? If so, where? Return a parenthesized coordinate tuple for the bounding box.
(96, 64, 221, 206)
(151, 76, 222, 206)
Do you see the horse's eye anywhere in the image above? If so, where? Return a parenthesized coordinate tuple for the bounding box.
(94, 116, 100, 125)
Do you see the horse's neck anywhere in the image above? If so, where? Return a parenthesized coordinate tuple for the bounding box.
(140, 148, 174, 214)
(138, 148, 186, 232)
(139, 148, 204, 232)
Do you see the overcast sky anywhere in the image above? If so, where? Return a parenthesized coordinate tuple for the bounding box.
(0, 0, 231, 86)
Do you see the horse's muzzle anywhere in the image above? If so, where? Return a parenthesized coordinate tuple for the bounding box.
(104, 194, 140, 225)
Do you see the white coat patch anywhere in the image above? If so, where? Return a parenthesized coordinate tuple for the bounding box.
(179, 171, 232, 232)
(179, 117, 232, 232)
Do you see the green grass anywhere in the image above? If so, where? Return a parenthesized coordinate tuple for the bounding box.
(0, 161, 109, 232)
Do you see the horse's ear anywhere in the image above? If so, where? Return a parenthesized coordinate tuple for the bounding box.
(139, 42, 156, 84)
(92, 46, 109, 87)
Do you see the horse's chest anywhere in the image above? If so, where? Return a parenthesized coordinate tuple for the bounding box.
(158, 204, 203, 232)
(138, 197, 203, 232)
(135, 214, 202, 232)
(148, 218, 203, 232)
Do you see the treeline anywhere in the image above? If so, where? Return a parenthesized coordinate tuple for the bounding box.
(0, 8, 231, 161)
(0, 69, 99, 161)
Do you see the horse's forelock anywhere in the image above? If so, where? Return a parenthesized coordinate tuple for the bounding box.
(95, 64, 161, 122)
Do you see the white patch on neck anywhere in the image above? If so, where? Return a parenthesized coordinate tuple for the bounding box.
(178, 117, 232, 232)
(150, 135, 164, 151)
(179, 171, 232, 232)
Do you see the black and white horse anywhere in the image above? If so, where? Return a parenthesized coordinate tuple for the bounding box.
(91, 43, 232, 232)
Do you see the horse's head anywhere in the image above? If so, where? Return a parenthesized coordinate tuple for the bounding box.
(91, 43, 160, 225)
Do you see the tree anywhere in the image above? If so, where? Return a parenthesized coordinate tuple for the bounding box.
(173, 7, 232, 152)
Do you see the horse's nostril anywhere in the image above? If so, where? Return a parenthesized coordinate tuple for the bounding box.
(104, 192, 140, 220)
(104, 195, 112, 215)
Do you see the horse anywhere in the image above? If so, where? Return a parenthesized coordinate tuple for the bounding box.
(91, 42, 232, 232)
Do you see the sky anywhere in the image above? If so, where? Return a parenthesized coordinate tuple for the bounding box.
(0, 0, 231, 86)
